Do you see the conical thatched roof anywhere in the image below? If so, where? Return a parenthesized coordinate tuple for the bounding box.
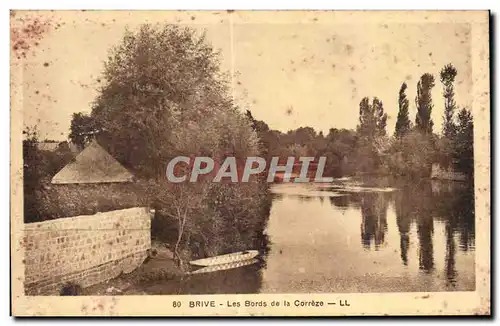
(51, 140, 134, 184)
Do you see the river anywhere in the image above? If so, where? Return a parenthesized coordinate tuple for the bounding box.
(141, 178, 475, 294)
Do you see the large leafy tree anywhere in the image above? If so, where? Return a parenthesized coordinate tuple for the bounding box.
(440, 64, 458, 138)
(415, 73, 435, 135)
(69, 112, 97, 150)
(394, 82, 411, 138)
(356, 97, 388, 173)
(70, 24, 264, 265)
(72, 24, 258, 179)
(357, 97, 387, 139)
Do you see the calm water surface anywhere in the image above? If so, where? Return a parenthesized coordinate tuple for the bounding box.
(143, 178, 475, 294)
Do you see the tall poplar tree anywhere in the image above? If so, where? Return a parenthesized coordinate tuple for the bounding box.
(394, 82, 411, 138)
(440, 64, 458, 138)
(415, 73, 435, 135)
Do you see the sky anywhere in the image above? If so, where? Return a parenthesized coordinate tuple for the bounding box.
(15, 11, 473, 141)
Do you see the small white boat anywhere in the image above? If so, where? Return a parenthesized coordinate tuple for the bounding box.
(189, 250, 259, 266)
(187, 258, 259, 275)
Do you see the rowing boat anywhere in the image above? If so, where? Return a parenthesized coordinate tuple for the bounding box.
(189, 250, 259, 266)
(187, 258, 259, 275)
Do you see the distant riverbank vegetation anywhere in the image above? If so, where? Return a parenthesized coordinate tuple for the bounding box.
(23, 23, 473, 269)
(246, 64, 474, 180)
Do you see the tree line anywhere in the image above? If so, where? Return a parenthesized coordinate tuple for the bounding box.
(246, 63, 474, 179)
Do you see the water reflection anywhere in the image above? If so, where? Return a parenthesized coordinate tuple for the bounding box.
(359, 193, 389, 250)
(140, 178, 475, 294)
(322, 179, 475, 290)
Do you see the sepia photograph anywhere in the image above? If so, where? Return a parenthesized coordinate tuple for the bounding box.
(10, 9, 490, 316)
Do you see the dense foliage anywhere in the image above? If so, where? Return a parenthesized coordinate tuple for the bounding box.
(245, 64, 473, 179)
(66, 24, 268, 268)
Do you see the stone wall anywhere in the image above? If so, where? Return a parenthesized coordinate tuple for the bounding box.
(23, 207, 152, 295)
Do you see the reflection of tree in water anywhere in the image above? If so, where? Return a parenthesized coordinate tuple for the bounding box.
(359, 193, 389, 250)
(456, 186, 475, 251)
(431, 181, 475, 287)
(394, 180, 475, 283)
(445, 220, 457, 287)
(417, 214, 435, 273)
(328, 195, 350, 209)
(395, 186, 412, 265)
(327, 191, 390, 249)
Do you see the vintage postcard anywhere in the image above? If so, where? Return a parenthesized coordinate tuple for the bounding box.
(10, 10, 490, 316)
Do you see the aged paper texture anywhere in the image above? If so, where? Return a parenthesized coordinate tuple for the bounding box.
(11, 10, 490, 316)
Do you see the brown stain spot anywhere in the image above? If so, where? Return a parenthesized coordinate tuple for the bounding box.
(227, 10, 234, 13)
(286, 107, 293, 116)
(345, 44, 354, 56)
(43, 62, 49, 67)
(191, 16, 196, 21)
(35, 90, 39, 95)
(428, 52, 433, 57)
(11, 15, 52, 58)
